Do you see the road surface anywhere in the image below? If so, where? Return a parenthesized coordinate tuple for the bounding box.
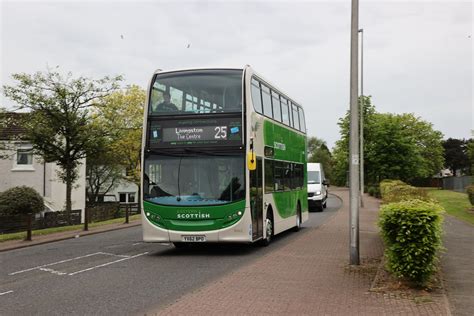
(0, 195, 341, 315)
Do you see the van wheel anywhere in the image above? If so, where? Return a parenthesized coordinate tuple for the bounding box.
(323, 199, 327, 209)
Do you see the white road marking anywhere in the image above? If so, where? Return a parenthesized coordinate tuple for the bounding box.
(9, 252, 103, 276)
(99, 252, 131, 258)
(68, 252, 148, 276)
(38, 268, 68, 276)
(0, 290, 14, 296)
(132, 242, 142, 246)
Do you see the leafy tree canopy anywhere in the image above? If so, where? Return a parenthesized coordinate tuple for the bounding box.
(442, 138, 470, 176)
(332, 96, 444, 186)
(87, 85, 145, 203)
(3, 68, 122, 216)
(307, 137, 333, 181)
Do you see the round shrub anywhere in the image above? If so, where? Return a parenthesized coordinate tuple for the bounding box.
(466, 185, 474, 206)
(0, 186, 44, 216)
(379, 199, 444, 286)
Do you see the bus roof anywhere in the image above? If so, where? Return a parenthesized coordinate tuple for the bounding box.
(152, 67, 244, 76)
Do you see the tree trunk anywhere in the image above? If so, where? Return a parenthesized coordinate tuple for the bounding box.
(137, 184, 141, 213)
(66, 168, 72, 225)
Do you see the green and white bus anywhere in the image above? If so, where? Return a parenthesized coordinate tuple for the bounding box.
(141, 66, 308, 247)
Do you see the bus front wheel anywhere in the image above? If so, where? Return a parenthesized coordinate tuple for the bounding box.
(260, 214, 274, 247)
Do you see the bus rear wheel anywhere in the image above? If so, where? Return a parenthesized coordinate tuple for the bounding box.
(293, 203, 301, 232)
(260, 216, 273, 247)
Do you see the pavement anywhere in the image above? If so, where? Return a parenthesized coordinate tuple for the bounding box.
(441, 215, 474, 316)
(153, 188, 453, 315)
(0, 218, 141, 252)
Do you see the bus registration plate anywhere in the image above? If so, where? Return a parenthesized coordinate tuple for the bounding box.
(182, 235, 206, 242)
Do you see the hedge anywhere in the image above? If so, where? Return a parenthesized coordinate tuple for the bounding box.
(378, 199, 444, 286)
(380, 180, 430, 204)
(466, 185, 474, 206)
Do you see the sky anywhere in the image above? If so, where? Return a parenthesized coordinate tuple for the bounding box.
(0, 0, 472, 149)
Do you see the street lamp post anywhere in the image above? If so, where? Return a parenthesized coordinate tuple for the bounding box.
(359, 28, 364, 207)
(349, 0, 360, 265)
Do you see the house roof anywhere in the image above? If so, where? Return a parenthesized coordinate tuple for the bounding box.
(0, 112, 28, 140)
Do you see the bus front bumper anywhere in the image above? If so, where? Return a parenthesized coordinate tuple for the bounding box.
(142, 211, 252, 243)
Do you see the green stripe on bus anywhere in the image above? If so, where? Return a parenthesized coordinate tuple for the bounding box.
(143, 200, 246, 232)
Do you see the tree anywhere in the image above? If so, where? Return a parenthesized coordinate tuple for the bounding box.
(442, 138, 469, 176)
(85, 145, 123, 204)
(467, 139, 474, 176)
(89, 85, 145, 206)
(3, 68, 122, 221)
(332, 96, 377, 186)
(307, 137, 333, 181)
(332, 96, 444, 186)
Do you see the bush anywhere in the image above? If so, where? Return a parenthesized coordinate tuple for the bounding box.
(466, 185, 474, 206)
(379, 179, 430, 203)
(368, 186, 375, 197)
(382, 185, 430, 203)
(379, 199, 444, 286)
(0, 186, 44, 216)
(380, 179, 406, 198)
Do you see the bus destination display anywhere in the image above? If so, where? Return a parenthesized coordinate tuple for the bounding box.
(149, 117, 242, 147)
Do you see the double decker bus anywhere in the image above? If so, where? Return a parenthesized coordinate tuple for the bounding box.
(141, 66, 308, 247)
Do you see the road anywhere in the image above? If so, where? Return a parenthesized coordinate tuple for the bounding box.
(0, 195, 341, 315)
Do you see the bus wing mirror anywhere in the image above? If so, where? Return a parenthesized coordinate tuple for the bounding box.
(247, 152, 256, 171)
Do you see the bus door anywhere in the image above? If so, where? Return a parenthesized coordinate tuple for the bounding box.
(250, 157, 263, 240)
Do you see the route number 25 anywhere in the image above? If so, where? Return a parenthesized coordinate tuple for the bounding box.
(214, 126, 227, 139)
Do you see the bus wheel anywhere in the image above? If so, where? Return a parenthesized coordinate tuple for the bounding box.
(293, 203, 301, 232)
(260, 215, 273, 247)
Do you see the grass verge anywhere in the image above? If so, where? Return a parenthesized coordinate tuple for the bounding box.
(0, 214, 141, 243)
(426, 189, 474, 226)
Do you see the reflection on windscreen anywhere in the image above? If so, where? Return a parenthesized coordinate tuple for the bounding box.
(149, 70, 243, 115)
(308, 171, 320, 184)
(144, 155, 245, 206)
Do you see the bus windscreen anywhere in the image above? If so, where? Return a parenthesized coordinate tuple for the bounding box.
(149, 69, 243, 116)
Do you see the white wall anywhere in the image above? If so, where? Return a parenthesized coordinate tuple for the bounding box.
(0, 142, 86, 221)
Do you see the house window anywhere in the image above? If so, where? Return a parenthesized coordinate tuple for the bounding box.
(12, 144, 34, 171)
(119, 192, 136, 203)
(17, 148, 33, 165)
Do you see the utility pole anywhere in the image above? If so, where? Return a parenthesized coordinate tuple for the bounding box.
(359, 28, 364, 208)
(349, 0, 360, 265)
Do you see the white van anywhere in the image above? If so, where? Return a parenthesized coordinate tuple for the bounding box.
(307, 163, 329, 212)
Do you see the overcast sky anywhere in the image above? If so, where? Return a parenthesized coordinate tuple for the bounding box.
(1, 0, 472, 149)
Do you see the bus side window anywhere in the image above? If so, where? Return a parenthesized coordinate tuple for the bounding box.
(281, 97, 290, 126)
(292, 104, 300, 130)
(298, 107, 306, 133)
(271, 91, 282, 122)
(264, 159, 274, 193)
(261, 84, 272, 118)
(251, 78, 263, 114)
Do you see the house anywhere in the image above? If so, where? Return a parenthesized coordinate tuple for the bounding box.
(0, 112, 86, 222)
(87, 167, 138, 205)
